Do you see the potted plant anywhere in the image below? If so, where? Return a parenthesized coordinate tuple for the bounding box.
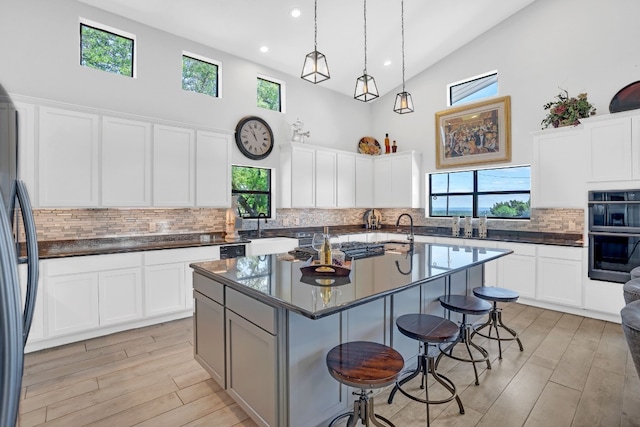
(541, 89, 596, 129)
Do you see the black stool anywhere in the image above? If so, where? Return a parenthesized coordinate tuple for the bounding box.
(436, 295, 492, 386)
(387, 314, 464, 426)
(471, 286, 524, 359)
(326, 341, 404, 427)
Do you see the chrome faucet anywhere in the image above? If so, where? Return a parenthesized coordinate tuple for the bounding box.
(257, 212, 268, 237)
(396, 213, 414, 243)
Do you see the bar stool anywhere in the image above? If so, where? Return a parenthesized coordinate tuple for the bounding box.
(471, 286, 524, 359)
(326, 341, 404, 427)
(436, 295, 492, 386)
(387, 314, 464, 426)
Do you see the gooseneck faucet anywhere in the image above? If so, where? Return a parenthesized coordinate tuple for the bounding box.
(257, 212, 268, 237)
(396, 213, 414, 243)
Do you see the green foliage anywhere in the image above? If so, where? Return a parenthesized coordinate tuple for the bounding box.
(80, 25, 133, 76)
(182, 56, 218, 97)
(257, 78, 280, 111)
(232, 166, 270, 218)
(489, 199, 530, 218)
(541, 89, 596, 129)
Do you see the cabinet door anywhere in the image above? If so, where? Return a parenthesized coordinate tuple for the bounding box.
(15, 102, 36, 199)
(153, 124, 195, 206)
(355, 156, 374, 207)
(291, 145, 316, 207)
(144, 263, 186, 316)
(336, 152, 356, 207)
(99, 267, 143, 325)
(532, 129, 585, 208)
(102, 116, 151, 206)
(586, 117, 633, 182)
(373, 157, 392, 207)
(47, 273, 99, 337)
(196, 130, 231, 207)
(496, 242, 536, 299)
(226, 309, 277, 427)
(391, 154, 412, 208)
(38, 107, 99, 206)
(19, 264, 44, 342)
(315, 150, 337, 207)
(537, 246, 582, 307)
(194, 292, 226, 388)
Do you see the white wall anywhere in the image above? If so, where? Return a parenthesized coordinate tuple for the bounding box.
(372, 0, 640, 177)
(0, 0, 372, 171)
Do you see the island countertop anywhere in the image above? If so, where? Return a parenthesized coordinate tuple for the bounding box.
(190, 241, 512, 319)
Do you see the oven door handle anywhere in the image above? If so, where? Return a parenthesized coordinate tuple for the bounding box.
(589, 231, 640, 238)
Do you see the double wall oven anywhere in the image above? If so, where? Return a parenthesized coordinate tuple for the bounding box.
(588, 190, 640, 283)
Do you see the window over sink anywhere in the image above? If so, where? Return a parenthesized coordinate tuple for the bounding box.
(232, 165, 272, 219)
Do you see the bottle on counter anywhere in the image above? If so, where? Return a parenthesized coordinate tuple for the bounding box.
(392, 140, 397, 153)
(384, 133, 391, 154)
(320, 226, 332, 265)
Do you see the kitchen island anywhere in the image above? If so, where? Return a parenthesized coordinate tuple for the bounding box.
(190, 242, 511, 427)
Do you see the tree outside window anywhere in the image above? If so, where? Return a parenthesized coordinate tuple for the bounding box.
(80, 23, 134, 77)
(257, 78, 281, 112)
(182, 55, 219, 97)
(232, 166, 271, 219)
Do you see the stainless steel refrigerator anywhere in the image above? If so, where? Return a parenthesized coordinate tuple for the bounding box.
(0, 83, 39, 427)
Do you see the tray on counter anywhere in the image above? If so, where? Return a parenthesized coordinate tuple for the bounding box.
(300, 259, 352, 277)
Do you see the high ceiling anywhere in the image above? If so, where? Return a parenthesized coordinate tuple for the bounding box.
(78, 0, 536, 98)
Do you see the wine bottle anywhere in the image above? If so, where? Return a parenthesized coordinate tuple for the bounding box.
(321, 226, 332, 265)
(384, 133, 391, 154)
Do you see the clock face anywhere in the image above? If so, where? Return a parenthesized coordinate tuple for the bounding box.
(235, 116, 274, 160)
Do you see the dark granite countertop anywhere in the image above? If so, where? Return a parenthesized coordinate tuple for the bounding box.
(26, 225, 583, 260)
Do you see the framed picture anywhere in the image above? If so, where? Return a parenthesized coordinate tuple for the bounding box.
(435, 96, 511, 169)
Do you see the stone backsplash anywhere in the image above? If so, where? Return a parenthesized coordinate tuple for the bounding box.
(31, 207, 584, 241)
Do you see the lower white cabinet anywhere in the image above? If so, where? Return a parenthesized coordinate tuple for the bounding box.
(47, 272, 100, 337)
(144, 263, 186, 316)
(496, 242, 537, 299)
(99, 267, 143, 326)
(537, 246, 583, 307)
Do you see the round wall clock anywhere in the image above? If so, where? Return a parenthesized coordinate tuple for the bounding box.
(234, 116, 274, 160)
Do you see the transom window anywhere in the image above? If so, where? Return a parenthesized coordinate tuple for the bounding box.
(257, 76, 284, 112)
(80, 20, 135, 77)
(448, 71, 498, 106)
(182, 53, 220, 98)
(232, 165, 272, 219)
(429, 165, 531, 219)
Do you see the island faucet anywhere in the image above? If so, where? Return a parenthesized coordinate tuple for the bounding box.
(257, 212, 268, 237)
(396, 213, 414, 243)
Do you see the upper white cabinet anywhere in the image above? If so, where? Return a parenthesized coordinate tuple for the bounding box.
(336, 152, 356, 207)
(531, 127, 585, 208)
(355, 156, 374, 207)
(196, 130, 232, 207)
(153, 124, 195, 206)
(280, 143, 316, 208)
(315, 150, 337, 208)
(585, 116, 633, 183)
(373, 151, 421, 208)
(38, 107, 99, 207)
(101, 116, 152, 206)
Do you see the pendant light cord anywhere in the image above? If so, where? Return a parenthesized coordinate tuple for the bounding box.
(363, 0, 368, 74)
(401, 0, 406, 92)
(314, 0, 318, 51)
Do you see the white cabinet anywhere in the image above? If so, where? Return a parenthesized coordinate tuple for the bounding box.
(38, 106, 99, 207)
(153, 124, 195, 206)
(196, 130, 232, 207)
(144, 263, 186, 316)
(315, 150, 337, 208)
(531, 128, 585, 208)
(279, 143, 315, 208)
(101, 116, 152, 206)
(537, 245, 583, 307)
(373, 151, 421, 208)
(355, 155, 374, 207)
(47, 273, 99, 337)
(496, 242, 536, 299)
(585, 116, 633, 183)
(336, 152, 356, 207)
(99, 267, 143, 325)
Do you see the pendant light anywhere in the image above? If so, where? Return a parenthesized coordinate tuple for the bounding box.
(301, 0, 330, 83)
(393, 0, 414, 113)
(354, 0, 379, 102)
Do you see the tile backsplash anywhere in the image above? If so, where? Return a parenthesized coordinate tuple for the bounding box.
(32, 207, 584, 241)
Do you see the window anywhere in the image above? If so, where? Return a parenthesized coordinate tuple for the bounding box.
(257, 76, 284, 112)
(182, 52, 220, 97)
(80, 20, 135, 77)
(429, 165, 531, 219)
(232, 165, 272, 219)
(448, 71, 498, 106)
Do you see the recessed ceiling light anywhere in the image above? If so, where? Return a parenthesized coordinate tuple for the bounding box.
(290, 7, 301, 18)
(384, 60, 392, 66)
(260, 46, 269, 53)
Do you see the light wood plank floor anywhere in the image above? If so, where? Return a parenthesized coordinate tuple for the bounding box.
(17, 303, 640, 427)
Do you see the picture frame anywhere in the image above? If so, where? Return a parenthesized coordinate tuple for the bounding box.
(435, 95, 511, 169)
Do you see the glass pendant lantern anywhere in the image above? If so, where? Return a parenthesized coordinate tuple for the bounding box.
(354, 0, 379, 102)
(393, 0, 414, 113)
(301, 0, 330, 83)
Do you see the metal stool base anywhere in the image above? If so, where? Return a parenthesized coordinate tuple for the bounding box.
(329, 390, 395, 427)
(471, 303, 524, 359)
(436, 314, 491, 386)
(388, 346, 464, 426)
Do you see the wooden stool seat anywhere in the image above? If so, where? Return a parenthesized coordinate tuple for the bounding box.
(326, 341, 404, 427)
(471, 286, 524, 359)
(396, 313, 460, 343)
